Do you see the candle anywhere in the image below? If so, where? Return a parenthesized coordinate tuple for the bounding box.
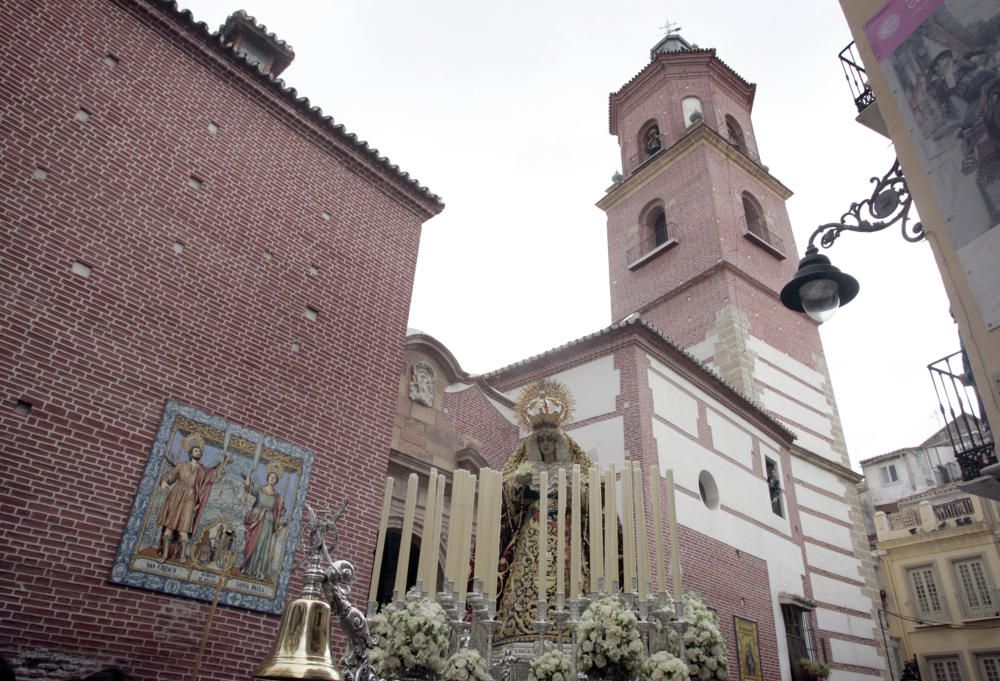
(420, 469, 438, 594)
(430, 472, 445, 599)
(665, 469, 681, 599)
(474, 471, 485, 585)
(622, 463, 636, 593)
(368, 477, 395, 605)
(457, 472, 476, 604)
(394, 473, 419, 601)
(649, 465, 664, 597)
(480, 468, 501, 601)
(588, 464, 604, 593)
(478, 470, 494, 600)
(570, 464, 582, 599)
(443, 472, 457, 591)
(538, 469, 548, 604)
(604, 464, 617, 591)
(556, 468, 566, 598)
(632, 463, 650, 600)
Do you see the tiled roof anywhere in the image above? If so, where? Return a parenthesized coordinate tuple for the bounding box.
(153, 1, 443, 212)
(478, 314, 795, 441)
(220, 10, 295, 56)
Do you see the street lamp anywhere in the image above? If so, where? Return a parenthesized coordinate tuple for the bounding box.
(780, 159, 924, 322)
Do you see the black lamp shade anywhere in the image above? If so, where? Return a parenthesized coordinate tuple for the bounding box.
(780, 251, 860, 314)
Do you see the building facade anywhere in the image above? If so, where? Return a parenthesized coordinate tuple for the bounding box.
(873, 485, 1000, 681)
(0, 1, 441, 679)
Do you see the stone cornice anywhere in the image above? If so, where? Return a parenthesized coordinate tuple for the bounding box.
(596, 123, 792, 213)
(791, 443, 862, 482)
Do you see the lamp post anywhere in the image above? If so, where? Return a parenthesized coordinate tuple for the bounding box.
(780, 159, 924, 322)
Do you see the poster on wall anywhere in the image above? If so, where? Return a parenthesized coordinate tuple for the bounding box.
(110, 400, 314, 613)
(733, 616, 763, 681)
(865, 0, 1000, 329)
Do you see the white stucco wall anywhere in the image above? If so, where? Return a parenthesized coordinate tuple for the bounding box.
(567, 416, 625, 472)
(503, 355, 620, 426)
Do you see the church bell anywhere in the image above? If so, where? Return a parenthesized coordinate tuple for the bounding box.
(254, 556, 342, 680)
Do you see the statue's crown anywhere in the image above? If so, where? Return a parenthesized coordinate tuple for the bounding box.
(525, 392, 566, 429)
(514, 379, 575, 431)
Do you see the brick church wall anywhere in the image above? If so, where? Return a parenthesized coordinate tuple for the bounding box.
(0, 1, 436, 678)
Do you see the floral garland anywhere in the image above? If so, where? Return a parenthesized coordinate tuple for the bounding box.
(642, 651, 688, 681)
(369, 595, 451, 678)
(442, 649, 491, 681)
(529, 649, 574, 681)
(665, 592, 727, 681)
(576, 595, 645, 680)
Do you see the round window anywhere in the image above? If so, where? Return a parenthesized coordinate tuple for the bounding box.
(698, 470, 719, 510)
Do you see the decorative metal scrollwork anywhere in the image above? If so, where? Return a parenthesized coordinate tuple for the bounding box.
(806, 159, 925, 253)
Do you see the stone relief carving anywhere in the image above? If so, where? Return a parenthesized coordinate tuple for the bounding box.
(408, 361, 435, 407)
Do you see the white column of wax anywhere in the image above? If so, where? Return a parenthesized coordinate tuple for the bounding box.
(570, 464, 582, 599)
(556, 468, 566, 598)
(429, 472, 446, 599)
(589, 464, 604, 593)
(443, 472, 457, 591)
(456, 471, 476, 604)
(537, 470, 548, 604)
(368, 477, 395, 605)
(632, 462, 650, 600)
(621, 463, 636, 594)
(419, 469, 438, 593)
(394, 473, 419, 600)
(473, 471, 485, 585)
(604, 464, 617, 591)
(649, 465, 665, 598)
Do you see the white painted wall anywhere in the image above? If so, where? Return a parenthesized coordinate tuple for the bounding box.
(795, 485, 850, 523)
(648, 370, 699, 437)
(815, 608, 876, 639)
(760, 388, 833, 438)
(831, 638, 883, 669)
(810, 573, 872, 613)
(707, 410, 753, 469)
(503, 355, 620, 425)
(567, 416, 625, 472)
(804, 542, 862, 582)
(746, 336, 825, 387)
(831, 671, 884, 681)
(791, 458, 844, 492)
(752, 359, 830, 413)
(799, 511, 853, 551)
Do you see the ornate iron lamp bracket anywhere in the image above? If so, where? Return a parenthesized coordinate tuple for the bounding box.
(805, 158, 925, 254)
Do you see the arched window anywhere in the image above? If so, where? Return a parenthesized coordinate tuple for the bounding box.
(725, 115, 746, 153)
(375, 529, 421, 606)
(682, 97, 703, 128)
(742, 192, 765, 236)
(639, 120, 662, 159)
(641, 201, 669, 246)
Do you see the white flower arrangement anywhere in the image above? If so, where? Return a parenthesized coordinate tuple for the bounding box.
(370, 594, 451, 678)
(442, 649, 491, 681)
(529, 649, 574, 681)
(575, 595, 646, 680)
(641, 651, 688, 681)
(665, 592, 727, 681)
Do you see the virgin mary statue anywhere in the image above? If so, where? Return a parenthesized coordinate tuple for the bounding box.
(495, 379, 594, 645)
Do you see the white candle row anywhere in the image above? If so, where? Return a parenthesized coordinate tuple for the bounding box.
(368, 461, 683, 610)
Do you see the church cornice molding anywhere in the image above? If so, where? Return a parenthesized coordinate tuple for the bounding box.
(789, 444, 862, 483)
(597, 123, 792, 213)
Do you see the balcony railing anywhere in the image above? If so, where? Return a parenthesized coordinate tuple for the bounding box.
(839, 42, 875, 113)
(888, 509, 920, 530)
(740, 214, 785, 258)
(626, 222, 677, 268)
(928, 351, 996, 481)
(932, 497, 974, 521)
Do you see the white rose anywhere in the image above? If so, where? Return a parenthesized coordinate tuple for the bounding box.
(706, 659, 718, 671)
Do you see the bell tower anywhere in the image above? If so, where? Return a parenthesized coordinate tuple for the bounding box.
(597, 35, 848, 466)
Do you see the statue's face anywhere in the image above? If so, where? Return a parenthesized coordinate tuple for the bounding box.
(189, 446, 203, 460)
(267, 472, 279, 485)
(538, 435, 557, 461)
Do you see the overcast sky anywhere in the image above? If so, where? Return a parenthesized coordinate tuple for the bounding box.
(180, 1, 959, 468)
